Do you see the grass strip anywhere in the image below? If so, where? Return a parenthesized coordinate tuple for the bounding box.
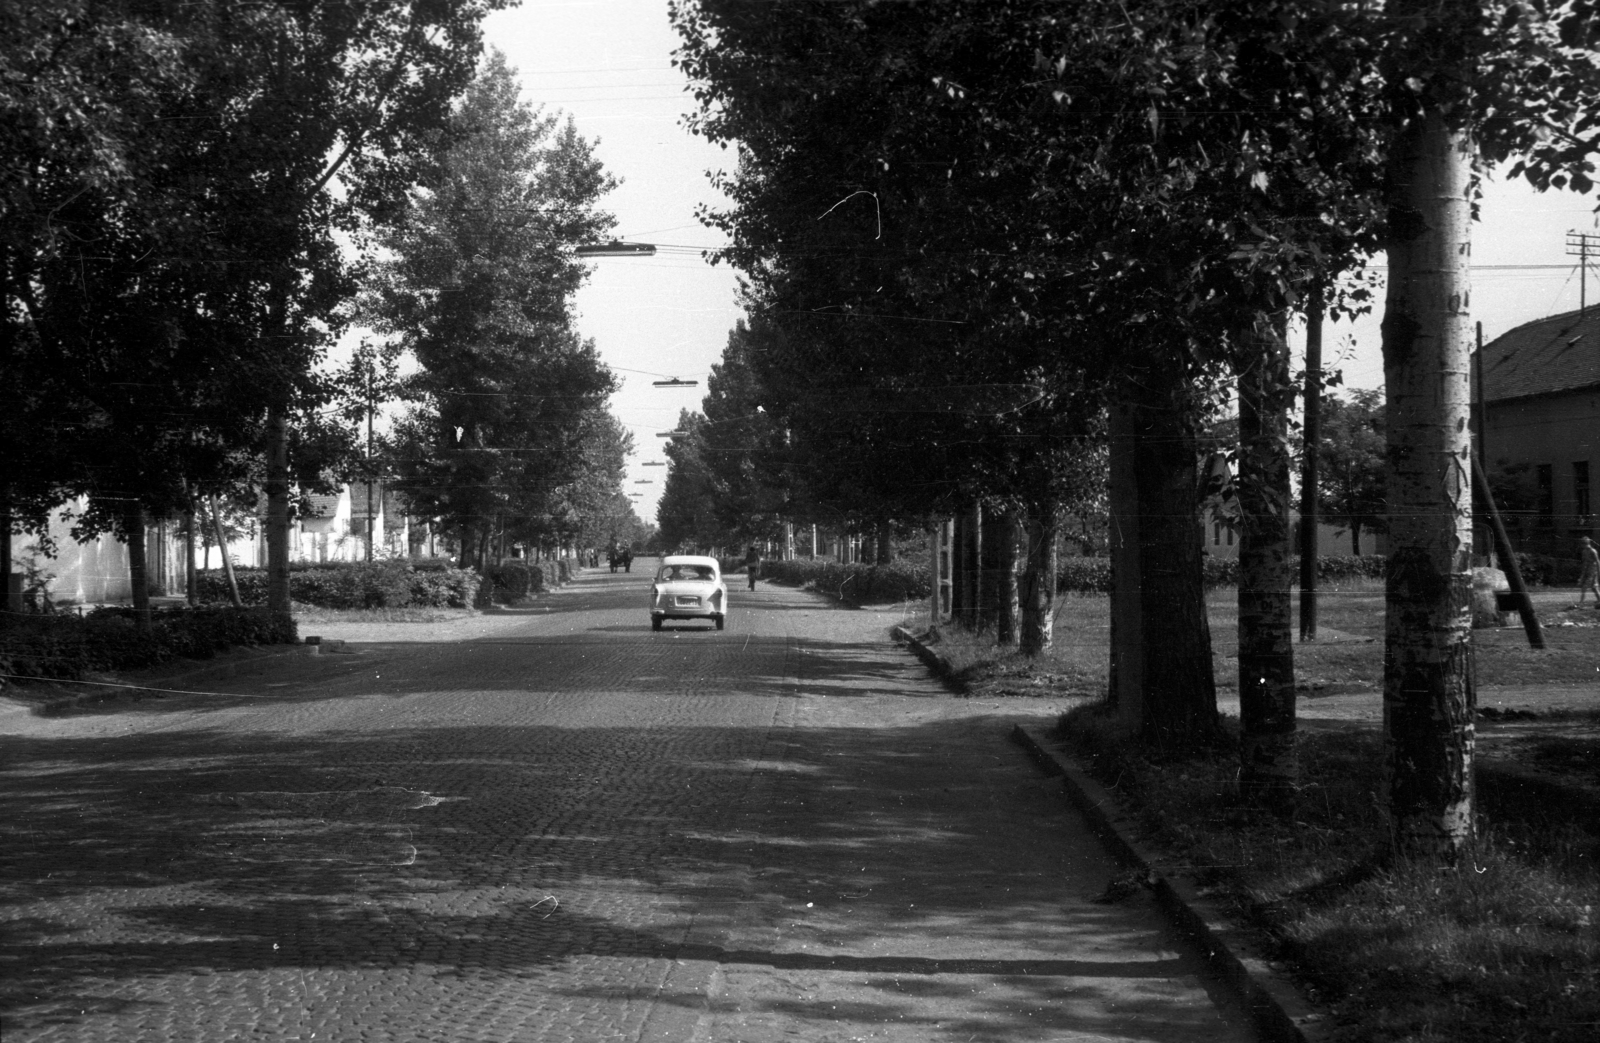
(1054, 703, 1598, 1043)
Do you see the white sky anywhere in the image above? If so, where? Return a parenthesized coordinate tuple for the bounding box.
(484, 1, 1600, 523)
(485, 0, 743, 525)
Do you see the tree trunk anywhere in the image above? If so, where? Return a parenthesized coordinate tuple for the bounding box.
(978, 503, 1001, 634)
(184, 500, 198, 607)
(1300, 284, 1323, 641)
(996, 507, 1021, 647)
(210, 496, 243, 608)
(955, 502, 981, 629)
(1107, 404, 1143, 724)
(200, 503, 212, 570)
(1120, 379, 1220, 750)
(876, 522, 893, 564)
(1236, 321, 1298, 806)
(1019, 503, 1057, 655)
(125, 502, 151, 631)
(1351, 519, 1362, 556)
(3, 486, 21, 615)
(1380, 108, 1476, 861)
(266, 402, 292, 617)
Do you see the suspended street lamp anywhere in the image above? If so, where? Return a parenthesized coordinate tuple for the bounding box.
(651, 377, 699, 388)
(642, 460, 665, 467)
(575, 240, 656, 257)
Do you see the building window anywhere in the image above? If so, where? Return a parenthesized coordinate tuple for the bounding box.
(1226, 525, 1234, 546)
(1213, 521, 1221, 546)
(1577, 461, 1592, 519)
(1536, 464, 1554, 527)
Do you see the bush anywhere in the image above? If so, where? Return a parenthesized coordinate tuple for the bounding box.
(1515, 552, 1580, 587)
(761, 558, 932, 602)
(482, 563, 531, 603)
(1050, 554, 1387, 594)
(482, 562, 554, 604)
(197, 562, 479, 610)
(0, 606, 297, 682)
(1056, 557, 1113, 593)
(1310, 554, 1386, 582)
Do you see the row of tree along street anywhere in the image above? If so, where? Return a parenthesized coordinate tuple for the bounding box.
(663, 0, 1598, 860)
(4, 3, 647, 618)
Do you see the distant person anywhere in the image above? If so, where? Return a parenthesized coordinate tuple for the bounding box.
(1579, 536, 1600, 607)
(744, 544, 761, 591)
(621, 548, 633, 573)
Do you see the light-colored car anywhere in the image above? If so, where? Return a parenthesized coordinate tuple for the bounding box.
(650, 555, 727, 631)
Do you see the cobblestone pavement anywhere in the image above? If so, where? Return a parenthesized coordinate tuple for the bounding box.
(1, 564, 1252, 1042)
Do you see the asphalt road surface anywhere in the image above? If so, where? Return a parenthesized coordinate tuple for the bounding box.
(1, 562, 1254, 1042)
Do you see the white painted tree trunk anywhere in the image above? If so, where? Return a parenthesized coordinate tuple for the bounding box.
(1380, 110, 1476, 859)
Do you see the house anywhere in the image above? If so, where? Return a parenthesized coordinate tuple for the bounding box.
(293, 482, 420, 562)
(1199, 452, 1386, 560)
(3, 481, 432, 611)
(6, 499, 186, 608)
(1473, 307, 1600, 555)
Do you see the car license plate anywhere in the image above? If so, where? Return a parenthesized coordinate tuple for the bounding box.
(675, 596, 700, 606)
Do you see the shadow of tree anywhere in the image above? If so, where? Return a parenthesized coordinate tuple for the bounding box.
(1, 705, 1224, 1041)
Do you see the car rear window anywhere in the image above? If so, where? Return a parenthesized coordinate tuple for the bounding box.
(658, 565, 717, 581)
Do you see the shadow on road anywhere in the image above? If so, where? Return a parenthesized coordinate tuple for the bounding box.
(0, 704, 1217, 1042)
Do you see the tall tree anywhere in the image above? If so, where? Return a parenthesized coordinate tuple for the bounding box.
(1363, 0, 1595, 859)
(700, 320, 789, 544)
(1, 0, 505, 619)
(365, 51, 618, 568)
(1235, 320, 1298, 805)
(1315, 389, 1387, 556)
(657, 411, 724, 551)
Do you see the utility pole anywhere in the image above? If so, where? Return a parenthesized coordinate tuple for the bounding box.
(1569, 231, 1598, 313)
(1475, 322, 1491, 564)
(366, 360, 375, 563)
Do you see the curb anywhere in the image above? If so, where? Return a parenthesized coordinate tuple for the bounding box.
(889, 624, 966, 694)
(1010, 723, 1332, 1043)
(18, 639, 366, 713)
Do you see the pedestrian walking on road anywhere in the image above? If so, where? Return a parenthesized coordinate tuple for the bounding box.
(1578, 536, 1600, 607)
(744, 544, 761, 591)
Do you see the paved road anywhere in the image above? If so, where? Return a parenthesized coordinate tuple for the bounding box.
(1, 563, 1252, 1042)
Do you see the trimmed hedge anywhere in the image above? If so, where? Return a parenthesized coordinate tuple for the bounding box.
(1514, 552, 1582, 587)
(760, 558, 933, 602)
(1057, 557, 1114, 593)
(0, 606, 298, 682)
(1053, 553, 1387, 594)
(480, 559, 586, 604)
(198, 561, 479, 609)
(481, 562, 556, 603)
(701, 549, 1586, 603)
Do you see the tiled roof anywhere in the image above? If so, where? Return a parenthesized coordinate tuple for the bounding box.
(1477, 307, 1600, 403)
(302, 492, 342, 518)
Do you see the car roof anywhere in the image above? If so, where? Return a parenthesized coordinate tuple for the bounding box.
(660, 555, 719, 569)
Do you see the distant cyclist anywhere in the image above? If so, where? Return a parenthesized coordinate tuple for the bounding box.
(744, 544, 761, 591)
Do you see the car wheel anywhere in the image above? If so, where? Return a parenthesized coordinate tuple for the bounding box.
(714, 614, 725, 631)
(651, 616, 662, 632)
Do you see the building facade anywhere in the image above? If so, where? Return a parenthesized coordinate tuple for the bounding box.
(1474, 307, 1600, 556)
